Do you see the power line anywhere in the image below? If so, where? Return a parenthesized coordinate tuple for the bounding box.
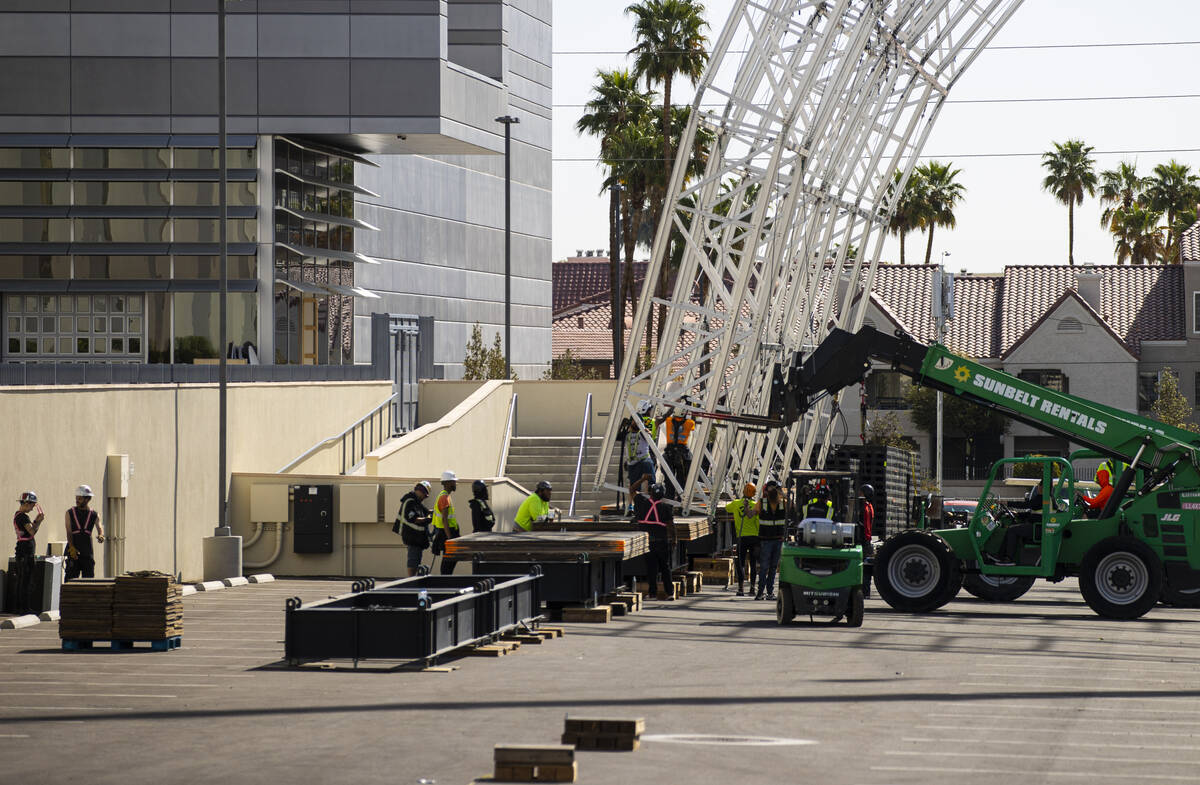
(551, 40, 1200, 56)
(558, 93, 1200, 109)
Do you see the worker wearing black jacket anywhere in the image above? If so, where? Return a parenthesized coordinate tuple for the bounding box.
(756, 480, 787, 601)
(634, 484, 677, 600)
(469, 480, 496, 532)
(394, 481, 433, 576)
(12, 491, 43, 614)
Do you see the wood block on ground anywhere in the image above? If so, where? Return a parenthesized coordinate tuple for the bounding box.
(673, 580, 684, 597)
(494, 745, 574, 766)
(686, 571, 703, 593)
(493, 762, 577, 783)
(506, 634, 544, 644)
(469, 644, 510, 657)
(564, 716, 645, 736)
(537, 626, 564, 638)
(561, 733, 640, 752)
(608, 601, 628, 617)
(614, 591, 642, 611)
(561, 605, 611, 623)
(692, 557, 734, 572)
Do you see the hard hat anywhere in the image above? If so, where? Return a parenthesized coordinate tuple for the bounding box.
(649, 483, 665, 500)
(765, 478, 780, 490)
(636, 400, 652, 415)
(416, 480, 431, 494)
(536, 480, 553, 492)
(860, 483, 874, 499)
(75, 484, 93, 498)
(17, 490, 37, 504)
(441, 470, 457, 483)
(743, 482, 756, 497)
(472, 479, 488, 496)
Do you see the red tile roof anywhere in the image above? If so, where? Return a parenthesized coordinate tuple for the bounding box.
(1181, 221, 1200, 263)
(553, 258, 648, 315)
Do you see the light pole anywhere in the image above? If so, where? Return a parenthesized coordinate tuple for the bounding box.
(217, 0, 229, 537)
(495, 115, 519, 379)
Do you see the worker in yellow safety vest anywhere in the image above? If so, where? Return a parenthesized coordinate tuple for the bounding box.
(514, 481, 556, 531)
(431, 469, 460, 575)
(725, 483, 759, 597)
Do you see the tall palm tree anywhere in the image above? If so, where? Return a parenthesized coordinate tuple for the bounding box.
(1112, 204, 1165, 266)
(886, 169, 927, 265)
(1097, 161, 1145, 231)
(1041, 139, 1097, 266)
(1144, 160, 1200, 263)
(577, 69, 653, 374)
(916, 161, 965, 265)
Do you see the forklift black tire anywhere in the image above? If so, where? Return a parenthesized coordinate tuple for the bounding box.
(1160, 582, 1200, 608)
(874, 530, 961, 613)
(776, 586, 796, 625)
(1079, 536, 1162, 620)
(846, 587, 864, 627)
(962, 573, 1036, 603)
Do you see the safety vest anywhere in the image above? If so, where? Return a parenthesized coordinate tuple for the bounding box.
(725, 498, 759, 538)
(664, 416, 695, 447)
(758, 500, 787, 540)
(625, 417, 656, 464)
(806, 498, 833, 519)
(514, 493, 549, 531)
(432, 491, 458, 532)
(68, 507, 96, 537)
(12, 512, 34, 542)
(1097, 460, 1125, 485)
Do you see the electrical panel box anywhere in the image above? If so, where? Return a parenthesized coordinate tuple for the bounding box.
(383, 485, 410, 525)
(106, 454, 130, 498)
(338, 484, 379, 524)
(250, 484, 289, 523)
(292, 485, 333, 554)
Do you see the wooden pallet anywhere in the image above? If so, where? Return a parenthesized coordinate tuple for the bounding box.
(470, 640, 522, 657)
(692, 557, 734, 572)
(62, 636, 182, 652)
(561, 716, 643, 753)
(536, 626, 564, 638)
(613, 591, 643, 612)
(607, 600, 629, 617)
(495, 744, 574, 766)
(561, 605, 611, 623)
(561, 733, 640, 752)
(493, 762, 577, 783)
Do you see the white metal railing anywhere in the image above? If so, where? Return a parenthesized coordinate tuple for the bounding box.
(569, 393, 594, 517)
(279, 393, 400, 474)
(496, 392, 518, 476)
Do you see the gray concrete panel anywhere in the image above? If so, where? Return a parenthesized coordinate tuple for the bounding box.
(0, 58, 71, 116)
(257, 116, 351, 133)
(350, 0, 442, 11)
(170, 13, 258, 58)
(350, 14, 442, 58)
(0, 14, 70, 57)
(258, 14, 350, 58)
(171, 58, 259, 117)
(72, 0, 172, 10)
(70, 115, 172, 133)
(258, 59, 350, 117)
(71, 58, 172, 116)
(0, 116, 71, 133)
(71, 14, 171, 58)
(3, 1, 69, 10)
(448, 46, 504, 81)
(349, 59, 441, 118)
(257, 0, 349, 11)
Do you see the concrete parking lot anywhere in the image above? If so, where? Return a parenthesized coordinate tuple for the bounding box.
(2, 578, 1200, 784)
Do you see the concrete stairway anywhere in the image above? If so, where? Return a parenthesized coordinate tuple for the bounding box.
(504, 436, 623, 518)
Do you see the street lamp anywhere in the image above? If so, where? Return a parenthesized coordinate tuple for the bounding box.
(217, 0, 230, 537)
(495, 115, 519, 379)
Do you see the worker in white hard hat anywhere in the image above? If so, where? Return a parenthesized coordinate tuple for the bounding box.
(622, 399, 658, 503)
(12, 491, 44, 614)
(393, 480, 433, 576)
(64, 484, 104, 582)
(431, 470, 461, 575)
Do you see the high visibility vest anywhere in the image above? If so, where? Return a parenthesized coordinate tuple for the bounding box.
(625, 417, 657, 464)
(665, 416, 695, 447)
(432, 491, 458, 531)
(725, 498, 759, 537)
(12, 512, 34, 542)
(806, 498, 833, 519)
(1097, 460, 1125, 485)
(758, 500, 787, 540)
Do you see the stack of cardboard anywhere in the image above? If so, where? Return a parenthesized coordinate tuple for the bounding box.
(112, 571, 183, 640)
(59, 580, 115, 640)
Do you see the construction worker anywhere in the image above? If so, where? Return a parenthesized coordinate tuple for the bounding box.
(634, 483, 677, 600)
(859, 483, 875, 556)
(12, 491, 43, 614)
(805, 483, 834, 520)
(726, 483, 759, 597)
(469, 480, 496, 533)
(662, 400, 696, 501)
(1082, 461, 1119, 518)
(393, 480, 432, 576)
(431, 470, 460, 575)
(514, 480, 555, 531)
(64, 484, 104, 582)
(756, 480, 786, 601)
(623, 400, 657, 500)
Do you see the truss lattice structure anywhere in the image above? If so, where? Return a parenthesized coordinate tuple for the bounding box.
(596, 0, 1024, 513)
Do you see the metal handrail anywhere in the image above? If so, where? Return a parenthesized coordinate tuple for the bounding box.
(569, 393, 593, 518)
(497, 392, 518, 476)
(279, 393, 400, 474)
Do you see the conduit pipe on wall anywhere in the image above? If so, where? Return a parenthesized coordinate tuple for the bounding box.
(241, 521, 265, 549)
(244, 523, 286, 570)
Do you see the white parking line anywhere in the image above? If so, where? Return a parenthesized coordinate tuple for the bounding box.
(0, 706, 132, 712)
(0, 734, 30, 738)
(902, 737, 1200, 752)
(886, 750, 1200, 765)
(871, 766, 1197, 780)
(0, 691, 177, 699)
(0, 671, 252, 679)
(936, 701, 1200, 714)
(917, 724, 1200, 738)
(966, 671, 1188, 682)
(0, 681, 213, 688)
(969, 663, 1192, 675)
(958, 682, 1190, 690)
(931, 711, 1200, 727)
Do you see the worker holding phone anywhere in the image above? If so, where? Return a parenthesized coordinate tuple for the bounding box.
(12, 491, 44, 614)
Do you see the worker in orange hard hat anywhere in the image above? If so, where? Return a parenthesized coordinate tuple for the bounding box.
(725, 482, 760, 597)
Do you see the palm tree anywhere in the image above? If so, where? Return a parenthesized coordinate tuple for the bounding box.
(886, 169, 927, 265)
(577, 69, 654, 373)
(916, 161, 965, 265)
(1112, 204, 1165, 266)
(1041, 139, 1097, 266)
(1097, 161, 1146, 231)
(1144, 160, 1200, 263)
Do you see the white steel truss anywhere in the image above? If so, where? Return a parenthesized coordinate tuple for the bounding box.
(596, 0, 1025, 513)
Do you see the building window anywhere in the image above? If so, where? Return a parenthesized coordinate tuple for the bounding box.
(865, 370, 909, 409)
(1018, 369, 1069, 394)
(1138, 372, 1159, 413)
(173, 292, 257, 364)
(1057, 317, 1083, 333)
(4, 293, 145, 361)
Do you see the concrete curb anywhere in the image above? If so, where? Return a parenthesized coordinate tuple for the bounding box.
(222, 576, 250, 587)
(195, 581, 226, 592)
(1, 614, 41, 629)
(247, 574, 275, 583)
(38, 610, 60, 622)
(181, 585, 197, 596)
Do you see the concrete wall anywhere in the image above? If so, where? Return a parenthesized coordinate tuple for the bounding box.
(229, 471, 531, 578)
(0, 380, 392, 581)
(418, 379, 639, 437)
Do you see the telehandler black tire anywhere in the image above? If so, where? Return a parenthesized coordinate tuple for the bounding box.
(874, 530, 961, 613)
(1079, 536, 1162, 620)
(1160, 575, 1200, 607)
(846, 587, 864, 627)
(962, 573, 1036, 602)
(776, 586, 796, 625)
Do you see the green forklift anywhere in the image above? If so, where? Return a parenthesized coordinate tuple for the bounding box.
(776, 470, 867, 627)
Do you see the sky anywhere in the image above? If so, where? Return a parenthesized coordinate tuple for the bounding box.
(551, 0, 1200, 275)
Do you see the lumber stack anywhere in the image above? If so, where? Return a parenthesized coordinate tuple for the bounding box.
(59, 579, 115, 640)
(493, 745, 576, 783)
(562, 717, 644, 752)
(112, 571, 183, 640)
(445, 531, 648, 560)
(531, 517, 713, 542)
(692, 557, 734, 587)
